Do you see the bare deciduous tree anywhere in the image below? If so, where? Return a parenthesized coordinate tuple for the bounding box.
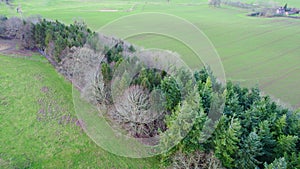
(113, 85, 165, 138)
(115, 85, 152, 123)
(4, 17, 23, 39)
(59, 46, 103, 89)
(171, 150, 224, 169)
(19, 22, 35, 49)
(94, 68, 111, 105)
(0, 0, 12, 5)
(209, 0, 221, 7)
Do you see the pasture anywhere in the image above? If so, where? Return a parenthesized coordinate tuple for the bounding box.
(0, 54, 159, 168)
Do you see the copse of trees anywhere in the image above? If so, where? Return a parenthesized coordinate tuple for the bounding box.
(0, 16, 93, 62)
(33, 19, 93, 62)
(158, 69, 299, 169)
(209, 0, 221, 7)
(143, 67, 298, 169)
(0, 0, 12, 5)
(0, 15, 7, 38)
(89, 40, 299, 168)
(30, 17, 300, 169)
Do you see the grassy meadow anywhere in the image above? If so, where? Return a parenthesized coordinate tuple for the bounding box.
(0, 54, 159, 168)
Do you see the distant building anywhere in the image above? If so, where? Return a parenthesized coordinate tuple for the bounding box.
(276, 7, 285, 15)
(276, 4, 299, 16)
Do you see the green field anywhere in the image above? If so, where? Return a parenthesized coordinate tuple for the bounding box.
(0, 55, 159, 168)
(1, 0, 298, 108)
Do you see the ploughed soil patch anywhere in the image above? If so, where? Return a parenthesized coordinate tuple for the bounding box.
(0, 43, 10, 51)
(0, 39, 35, 56)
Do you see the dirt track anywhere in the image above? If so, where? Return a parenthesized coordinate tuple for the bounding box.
(0, 44, 10, 51)
(0, 39, 35, 56)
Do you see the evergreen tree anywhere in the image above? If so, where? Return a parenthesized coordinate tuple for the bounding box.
(275, 135, 298, 157)
(284, 152, 300, 169)
(264, 157, 287, 169)
(111, 70, 130, 99)
(235, 131, 263, 169)
(101, 63, 112, 84)
(159, 88, 200, 163)
(160, 76, 181, 111)
(285, 110, 300, 137)
(223, 83, 242, 117)
(257, 120, 276, 164)
(198, 76, 213, 114)
(213, 116, 241, 168)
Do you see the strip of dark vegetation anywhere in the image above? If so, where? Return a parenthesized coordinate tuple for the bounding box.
(221, 1, 300, 19)
(248, 4, 300, 19)
(0, 15, 299, 169)
(0, 0, 12, 5)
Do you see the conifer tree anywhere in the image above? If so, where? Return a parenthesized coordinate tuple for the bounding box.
(257, 120, 276, 164)
(213, 116, 241, 168)
(264, 157, 287, 169)
(235, 131, 263, 169)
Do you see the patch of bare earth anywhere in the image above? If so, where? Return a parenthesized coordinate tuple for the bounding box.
(0, 96, 8, 107)
(99, 9, 119, 12)
(0, 44, 10, 51)
(0, 39, 35, 56)
(0, 158, 10, 168)
(34, 73, 45, 82)
(40, 86, 49, 93)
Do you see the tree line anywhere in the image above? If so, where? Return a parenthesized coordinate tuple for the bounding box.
(0, 15, 93, 62)
(0, 0, 12, 5)
(0, 15, 299, 169)
(88, 35, 300, 168)
(89, 29, 300, 169)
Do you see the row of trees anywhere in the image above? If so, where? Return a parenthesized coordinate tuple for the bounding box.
(0, 0, 12, 5)
(157, 69, 300, 169)
(0, 16, 93, 62)
(33, 19, 93, 62)
(90, 41, 299, 168)
(209, 0, 221, 7)
(1, 16, 299, 168)
(49, 16, 299, 168)
(88, 36, 299, 168)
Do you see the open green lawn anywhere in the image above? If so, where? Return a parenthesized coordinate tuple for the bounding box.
(1, 0, 298, 108)
(0, 55, 159, 168)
